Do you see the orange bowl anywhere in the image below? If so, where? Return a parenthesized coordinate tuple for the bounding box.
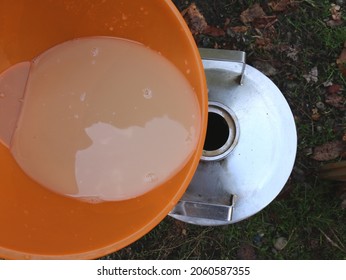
(0, 0, 207, 259)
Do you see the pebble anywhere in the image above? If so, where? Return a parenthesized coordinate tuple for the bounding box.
(316, 101, 326, 111)
(253, 232, 265, 246)
(274, 237, 288, 251)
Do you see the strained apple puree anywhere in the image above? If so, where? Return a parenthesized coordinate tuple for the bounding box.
(0, 37, 201, 202)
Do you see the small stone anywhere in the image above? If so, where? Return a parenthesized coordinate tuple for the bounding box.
(274, 237, 288, 251)
(253, 234, 263, 246)
(316, 101, 326, 111)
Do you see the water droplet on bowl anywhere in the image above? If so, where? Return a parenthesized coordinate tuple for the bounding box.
(80, 92, 87, 102)
(144, 172, 158, 184)
(91, 47, 99, 57)
(143, 88, 153, 99)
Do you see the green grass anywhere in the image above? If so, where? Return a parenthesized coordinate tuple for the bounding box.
(102, 0, 346, 260)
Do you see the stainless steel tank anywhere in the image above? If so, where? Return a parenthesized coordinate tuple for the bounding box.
(170, 48, 297, 226)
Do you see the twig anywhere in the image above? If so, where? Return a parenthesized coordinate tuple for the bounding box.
(319, 228, 346, 253)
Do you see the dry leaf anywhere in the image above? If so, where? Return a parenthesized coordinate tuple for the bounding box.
(325, 92, 346, 110)
(181, 3, 208, 35)
(319, 161, 346, 181)
(278, 44, 300, 61)
(325, 84, 345, 110)
(311, 108, 321, 121)
(204, 26, 226, 37)
(286, 46, 299, 61)
(327, 84, 342, 94)
(330, 4, 342, 20)
(337, 42, 346, 78)
(182, 3, 225, 37)
(253, 15, 278, 29)
(230, 26, 249, 33)
(268, 0, 292, 12)
(342, 198, 346, 209)
(240, 4, 266, 24)
(255, 37, 272, 48)
(326, 19, 344, 27)
(237, 243, 257, 260)
(311, 140, 345, 161)
(327, 4, 343, 27)
(303, 66, 318, 83)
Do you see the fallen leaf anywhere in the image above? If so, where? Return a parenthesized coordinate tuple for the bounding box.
(181, 3, 208, 35)
(325, 84, 345, 110)
(311, 140, 345, 161)
(240, 4, 266, 24)
(237, 243, 257, 260)
(230, 26, 249, 33)
(204, 25, 226, 37)
(278, 44, 300, 61)
(287, 47, 299, 61)
(323, 80, 333, 87)
(327, 4, 343, 27)
(319, 162, 346, 181)
(342, 198, 346, 209)
(224, 17, 231, 27)
(326, 19, 344, 27)
(337, 42, 346, 78)
(253, 15, 278, 29)
(255, 37, 273, 49)
(181, 3, 226, 38)
(311, 108, 321, 121)
(327, 84, 342, 94)
(268, 0, 292, 12)
(325, 92, 346, 110)
(303, 66, 318, 83)
(331, 4, 342, 20)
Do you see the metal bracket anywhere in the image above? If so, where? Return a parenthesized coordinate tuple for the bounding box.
(170, 196, 235, 223)
(199, 48, 246, 85)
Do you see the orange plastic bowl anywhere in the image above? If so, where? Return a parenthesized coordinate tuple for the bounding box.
(0, 0, 207, 259)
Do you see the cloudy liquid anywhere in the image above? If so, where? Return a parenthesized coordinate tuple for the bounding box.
(5, 37, 201, 202)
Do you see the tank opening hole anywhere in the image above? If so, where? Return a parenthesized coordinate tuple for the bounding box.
(204, 112, 230, 151)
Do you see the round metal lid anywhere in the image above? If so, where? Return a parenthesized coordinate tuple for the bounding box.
(170, 49, 297, 226)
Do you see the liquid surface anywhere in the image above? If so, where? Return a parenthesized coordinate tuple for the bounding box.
(3, 37, 201, 201)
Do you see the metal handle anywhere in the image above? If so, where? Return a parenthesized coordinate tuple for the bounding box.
(199, 48, 246, 85)
(170, 197, 235, 222)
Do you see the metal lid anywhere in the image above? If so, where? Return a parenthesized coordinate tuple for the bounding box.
(170, 48, 297, 226)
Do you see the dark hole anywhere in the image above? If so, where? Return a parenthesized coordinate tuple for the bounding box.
(203, 112, 229, 151)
